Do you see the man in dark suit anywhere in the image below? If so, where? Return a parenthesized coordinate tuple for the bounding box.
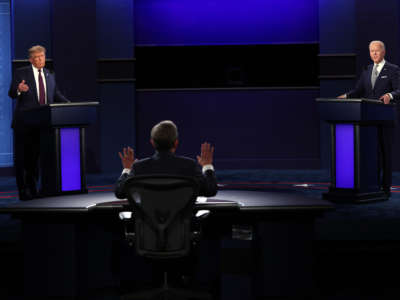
(115, 120, 217, 199)
(338, 40, 400, 195)
(114, 120, 218, 291)
(8, 45, 69, 200)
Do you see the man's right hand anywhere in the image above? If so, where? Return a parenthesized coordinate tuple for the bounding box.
(18, 80, 29, 93)
(337, 94, 346, 99)
(118, 146, 135, 169)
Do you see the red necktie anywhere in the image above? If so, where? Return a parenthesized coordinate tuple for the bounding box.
(38, 69, 46, 105)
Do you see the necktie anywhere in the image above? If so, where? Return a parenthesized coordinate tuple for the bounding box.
(38, 69, 46, 105)
(371, 64, 379, 89)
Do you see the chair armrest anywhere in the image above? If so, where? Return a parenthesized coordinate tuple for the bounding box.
(119, 211, 135, 246)
(191, 210, 210, 245)
(195, 210, 210, 220)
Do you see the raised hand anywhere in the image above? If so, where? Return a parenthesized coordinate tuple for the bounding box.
(118, 146, 135, 169)
(18, 80, 29, 93)
(196, 142, 214, 166)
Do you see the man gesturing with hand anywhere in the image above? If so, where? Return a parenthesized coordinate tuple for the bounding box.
(115, 120, 217, 199)
(8, 45, 69, 200)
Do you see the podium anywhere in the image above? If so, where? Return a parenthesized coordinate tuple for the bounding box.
(23, 102, 99, 197)
(317, 98, 396, 202)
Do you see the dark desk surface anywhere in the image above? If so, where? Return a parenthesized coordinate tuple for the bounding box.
(0, 190, 333, 214)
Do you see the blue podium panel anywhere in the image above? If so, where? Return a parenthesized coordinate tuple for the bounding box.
(60, 128, 81, 192)
(335, 124, 354, 189)
(0, 2, 13, 167)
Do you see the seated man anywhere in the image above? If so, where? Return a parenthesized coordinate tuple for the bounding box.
(114, 120, 218, 291)
(115, 120, 217, 199)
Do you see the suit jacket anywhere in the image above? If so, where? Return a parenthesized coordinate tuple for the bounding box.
(347, 61, 400, 101)
(8, 65, 69, 128)
(115, 150, 218, 199)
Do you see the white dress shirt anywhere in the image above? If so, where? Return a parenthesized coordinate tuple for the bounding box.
(374, 59, 385, 76)
(32, 65, 47, 104)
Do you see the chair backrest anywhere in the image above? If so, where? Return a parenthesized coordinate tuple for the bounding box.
(123, 175, 199, 259)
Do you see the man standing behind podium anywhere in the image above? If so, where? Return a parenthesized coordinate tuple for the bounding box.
(8, 45, 69, 200)
(338, 40, 400, 195)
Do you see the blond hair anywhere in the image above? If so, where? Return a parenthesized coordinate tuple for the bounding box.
(28, 45, 46, 58)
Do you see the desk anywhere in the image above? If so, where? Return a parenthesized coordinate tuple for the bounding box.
(0, 190, 332, 299)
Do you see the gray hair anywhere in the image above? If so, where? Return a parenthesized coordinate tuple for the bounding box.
(369, 40, 385, 51)
(150, 120, 178, 151)
(28, 45, 46, 58)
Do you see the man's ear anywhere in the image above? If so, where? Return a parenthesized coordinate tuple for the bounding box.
(150, 139, 155, 148)
(170, 139, 179, 153)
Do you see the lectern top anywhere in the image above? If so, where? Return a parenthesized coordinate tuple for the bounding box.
(48, 101, 99, 107)
(316, 98, 395, 106)
(317, 97, 396, 122)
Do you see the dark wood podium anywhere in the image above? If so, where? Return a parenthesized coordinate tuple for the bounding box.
(23, 102, 99, 196)
(317, 98, 396, 202)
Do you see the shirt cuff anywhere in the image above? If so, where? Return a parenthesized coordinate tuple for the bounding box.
(388, 93, 393, 100)
(122, 168, 131, 175)
(202, 164, 214, 173)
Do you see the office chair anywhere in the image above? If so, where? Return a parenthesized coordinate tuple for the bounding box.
(119, 175, 212, 300)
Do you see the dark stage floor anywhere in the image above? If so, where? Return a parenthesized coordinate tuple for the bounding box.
(0, 169, 400, 299)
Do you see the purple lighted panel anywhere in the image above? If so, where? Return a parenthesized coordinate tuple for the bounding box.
(60, 128, 81, 191)
(136, 0, 318, 46)
(335, 124, 354, 189)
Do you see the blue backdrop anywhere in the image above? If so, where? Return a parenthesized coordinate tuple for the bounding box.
(12, 0, 52, 59)
(0, 0, 13, 167)
(136, 0, 319, 46)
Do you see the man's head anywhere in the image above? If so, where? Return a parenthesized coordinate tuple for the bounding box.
(150, 120, 179, 152)
(28, 45, 46, 69)
(369, 40, 385, 64)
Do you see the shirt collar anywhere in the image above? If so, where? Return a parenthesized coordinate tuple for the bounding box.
(375, 59, 385, 68)
(154, 150, 174, 158)
(31, 65, 43, 73)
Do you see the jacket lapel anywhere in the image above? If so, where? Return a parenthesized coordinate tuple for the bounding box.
(27, 67, 39, 102)
(374, 64, 389, 90)
(43, 68, 51, 103)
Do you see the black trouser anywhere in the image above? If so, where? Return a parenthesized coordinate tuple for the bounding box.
(13, 127, 40, 198)
(378, 124, 393, 191)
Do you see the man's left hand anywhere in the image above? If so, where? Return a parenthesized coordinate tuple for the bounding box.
(380, 93, 391, 104)
(197, 142, 214, 166)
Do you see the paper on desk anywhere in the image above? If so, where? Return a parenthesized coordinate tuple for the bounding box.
(196, 196, 207, 203)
